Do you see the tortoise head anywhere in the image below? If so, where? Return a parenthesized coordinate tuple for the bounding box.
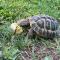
(10, 23, 23, 34)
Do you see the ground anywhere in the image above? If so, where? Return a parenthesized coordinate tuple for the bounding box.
(0, 0, 60, 60)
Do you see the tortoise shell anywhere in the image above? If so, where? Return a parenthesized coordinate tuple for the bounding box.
(29, 15, 58, 30)
(28, 15, 59, 39)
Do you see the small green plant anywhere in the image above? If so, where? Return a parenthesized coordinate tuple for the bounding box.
(3, 46, 20, 60)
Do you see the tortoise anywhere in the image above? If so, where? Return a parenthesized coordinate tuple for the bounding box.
(10, 14, 59, 39)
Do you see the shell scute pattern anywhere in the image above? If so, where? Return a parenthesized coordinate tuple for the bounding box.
(29, 15, 58, 38)
(31, 15, 58, 31)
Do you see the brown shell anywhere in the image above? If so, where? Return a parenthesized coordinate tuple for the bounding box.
(29, 15, 59, 39)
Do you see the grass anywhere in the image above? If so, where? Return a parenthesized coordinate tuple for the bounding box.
(0, 0, 60, 60)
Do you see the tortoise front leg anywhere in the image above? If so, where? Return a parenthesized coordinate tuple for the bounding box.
(28, 28, 35, 38)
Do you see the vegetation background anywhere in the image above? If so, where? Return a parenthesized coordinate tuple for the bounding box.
(0, 0, 60, 60)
